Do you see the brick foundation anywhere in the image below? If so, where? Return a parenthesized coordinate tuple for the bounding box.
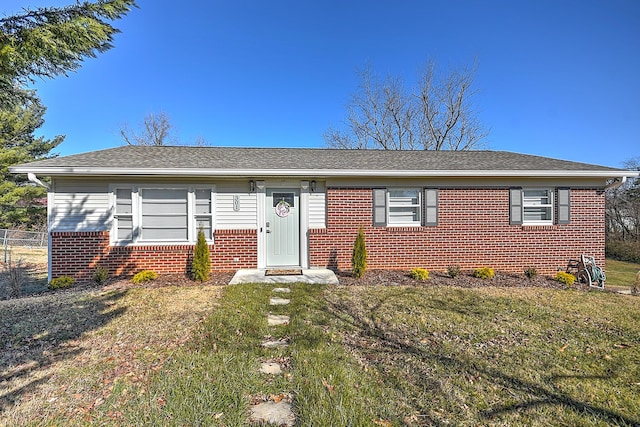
(309, 187, 605, 275)
(51, 229, 256, 282)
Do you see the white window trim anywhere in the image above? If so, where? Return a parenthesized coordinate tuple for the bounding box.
(387, 188, 422, 227)
(109, 184, 216, 245)
(522, 188, 554, 225)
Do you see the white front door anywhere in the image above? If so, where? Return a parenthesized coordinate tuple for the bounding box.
(266, 189, 300, 266)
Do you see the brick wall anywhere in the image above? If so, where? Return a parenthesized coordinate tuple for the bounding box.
(50, 229, 256, 282)
(309, 187, 605, 275)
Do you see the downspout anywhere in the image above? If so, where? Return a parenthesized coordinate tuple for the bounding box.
(27, 173, 52, 282)
(604, 176, 627, 190)
(27, 173, 50, 190)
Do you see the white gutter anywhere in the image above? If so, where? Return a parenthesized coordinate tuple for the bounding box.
(604, 176, 628, 190)
(9, 166, 640, 179)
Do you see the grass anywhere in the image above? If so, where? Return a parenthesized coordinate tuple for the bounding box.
(606, 258, 640, 287)
(0, 284, 222, 426)
(1, 260, 639, 425)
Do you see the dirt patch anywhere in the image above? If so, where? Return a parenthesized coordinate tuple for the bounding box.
(102, 271, 235, 291)
(335, 269, 568, 289)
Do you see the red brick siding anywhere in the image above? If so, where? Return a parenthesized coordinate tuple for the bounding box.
(50, 229, 256, 282)
(309, 187, 605, 275)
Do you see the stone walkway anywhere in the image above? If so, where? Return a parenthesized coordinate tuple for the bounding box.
(249, 286, 296, 426)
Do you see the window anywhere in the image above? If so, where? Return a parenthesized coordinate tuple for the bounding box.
(388, 189, 421, 225)
(194, 188, 213, 239)
(141, 189, 188, 241)
(510, 188, 567, 225)
(373, 188, 435, 227)
(111, 186, 215, 244)
(522, 189, 553, 224)
(114, 189, 133, 241)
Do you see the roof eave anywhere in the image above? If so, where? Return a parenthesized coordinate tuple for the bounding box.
(9, 166, 639, 179)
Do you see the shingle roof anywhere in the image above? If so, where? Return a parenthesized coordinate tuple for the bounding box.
(10, 146, 634, 178)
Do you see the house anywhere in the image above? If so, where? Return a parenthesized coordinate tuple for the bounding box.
(10, 146, 638, 282)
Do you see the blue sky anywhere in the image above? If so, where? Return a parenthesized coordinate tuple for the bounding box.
(4, 0, 639, 168)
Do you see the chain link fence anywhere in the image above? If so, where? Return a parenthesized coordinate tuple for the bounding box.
(2, 229, 47, 264)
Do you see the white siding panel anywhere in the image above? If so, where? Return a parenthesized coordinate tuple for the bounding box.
(309, 192, 326, 228)
(216, 183, 257, 229)
(51, 180, 111, 231)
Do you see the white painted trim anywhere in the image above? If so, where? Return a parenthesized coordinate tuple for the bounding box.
(10, 166, 639, 179)
(256, 181, 266, 269)
(300, 181, 310, 269)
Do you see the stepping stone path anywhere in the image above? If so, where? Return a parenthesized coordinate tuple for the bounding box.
(268, 314, 290, 326)
(251, 286, 296, 426)
(270, 296, 290, 305)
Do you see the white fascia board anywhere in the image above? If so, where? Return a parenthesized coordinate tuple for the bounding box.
(9, 166, 639, 179)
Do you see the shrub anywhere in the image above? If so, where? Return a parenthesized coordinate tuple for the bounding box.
(49, 276, 75, 290)
(473, 267, 495, 280)
(352, 227, 367, 279)
(93, 266, 109, 285)
(6, 258, 24, 297)
(132, 270, 158, 284)
(191, 228, 211, 282)
(410, 268, 429, 281)
(447, 264, 461, 278)
(524, 267, 538, 279)
(555, 271, 576, 286)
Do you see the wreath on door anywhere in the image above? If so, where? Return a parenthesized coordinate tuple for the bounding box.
(275, 200, 291, 217)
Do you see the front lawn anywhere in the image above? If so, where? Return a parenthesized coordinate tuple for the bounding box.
(606, 258, 640, 287)
(1, 281, 638, 426)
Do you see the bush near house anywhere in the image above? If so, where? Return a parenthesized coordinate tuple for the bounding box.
(473, 267, 495, 280)
(48, 276, 74, 289)
(132, 270, 158, 284)
(409, 268, 430, 281)
(352, 227, 367, 279)
(191, 228, 211, 282)
(555, 271, 576, 286)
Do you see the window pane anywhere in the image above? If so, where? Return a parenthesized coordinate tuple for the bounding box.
(140, 189, 188, 240)
(272, 192, 295, 207)
(524, 207, 552, 221)
(388, 206, 420, 223)
(195, 189, 211, 214)
(195, 217, 212, 239)
(142, 228, 188, 240)
(116, 189, 132, 214)
(142, 215, 188, 227)
(117, 216, 133, 240)
(389, 189, 419, 205)
(523, 189, 550, 205)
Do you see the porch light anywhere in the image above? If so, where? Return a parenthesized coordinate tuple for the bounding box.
(310, 180, 316, 192)
(249, 180, 255, 192)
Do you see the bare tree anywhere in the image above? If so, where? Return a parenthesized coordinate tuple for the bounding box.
(606, 157, 640, 242)
(325, 60, 489, 150)
(120, 112, 175, 146)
